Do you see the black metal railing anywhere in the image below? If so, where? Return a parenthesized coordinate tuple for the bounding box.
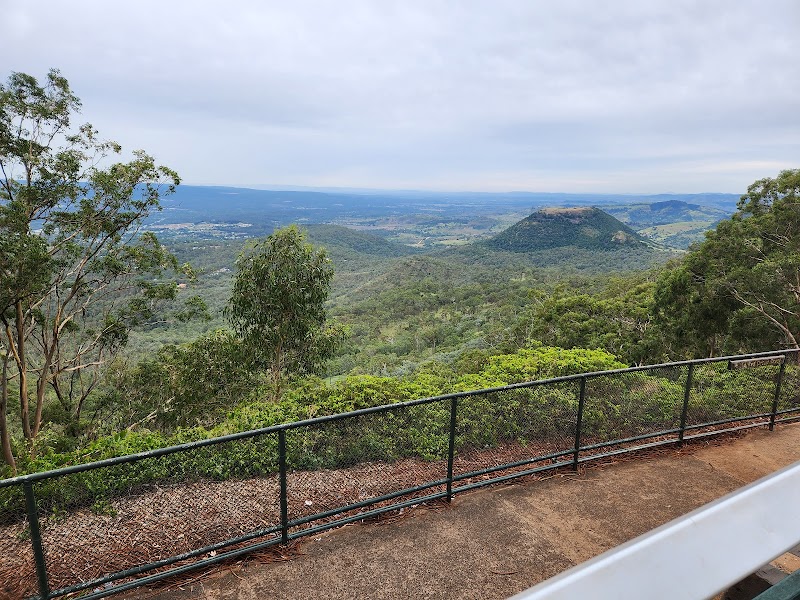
(1, 349, 798, 600)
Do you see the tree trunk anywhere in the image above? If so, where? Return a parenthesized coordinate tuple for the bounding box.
(0, 354, 16, 472)
(271, 342, 284, 403)
(31, 342, 55, 439)
(14, 302, 32, 444)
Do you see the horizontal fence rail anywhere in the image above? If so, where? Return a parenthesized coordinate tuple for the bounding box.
(0, 349, 798, 599)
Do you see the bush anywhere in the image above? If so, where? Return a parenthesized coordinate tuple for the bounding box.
(5, 348, 789, 523)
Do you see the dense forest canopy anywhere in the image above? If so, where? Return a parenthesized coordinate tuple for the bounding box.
(1, 70, 797, 476)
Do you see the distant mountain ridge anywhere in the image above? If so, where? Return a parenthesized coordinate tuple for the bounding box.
(604, 199, 731, 228)
(145, 185, 737, 249)
(151, 185, 739, 229)
(601, 199, 733, 248)
(485, 207, 649, 252)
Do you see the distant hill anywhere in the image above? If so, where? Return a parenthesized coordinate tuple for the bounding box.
(304, 224, 418, 258)
(603, 200, 732, 248)
(604, 199, 731, 228)
(485, 207, 649, 252)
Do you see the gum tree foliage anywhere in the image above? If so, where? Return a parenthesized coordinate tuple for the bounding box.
(227, 225, 343, 399)
(98, 329, 254, 433)
(511, 275, 661, 365)
(0, 69, 196, 471)
(654, 169, 800, 357)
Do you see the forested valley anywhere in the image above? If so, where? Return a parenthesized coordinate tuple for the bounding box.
(2, 71, 799, 478)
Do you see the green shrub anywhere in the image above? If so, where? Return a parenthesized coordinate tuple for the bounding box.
(4, 349, 787, 523)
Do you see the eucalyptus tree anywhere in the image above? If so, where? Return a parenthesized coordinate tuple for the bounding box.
(227, 225, 344, 400)
(0, 69, 192, 470)
(654, 169, 800, 357)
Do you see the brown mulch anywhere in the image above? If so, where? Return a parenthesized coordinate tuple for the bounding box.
(0, 423, 766, 600)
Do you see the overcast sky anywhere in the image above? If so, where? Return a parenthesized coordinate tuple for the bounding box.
(2, 1, 798, 194)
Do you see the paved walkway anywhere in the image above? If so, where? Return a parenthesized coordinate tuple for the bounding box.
(136, 423, 800, 600)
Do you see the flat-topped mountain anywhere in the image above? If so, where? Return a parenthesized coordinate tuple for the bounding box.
(485, 207, 649, 252)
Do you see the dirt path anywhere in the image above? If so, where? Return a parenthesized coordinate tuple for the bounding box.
(126, 422, 800, 600)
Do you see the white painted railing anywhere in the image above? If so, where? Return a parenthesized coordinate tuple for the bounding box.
(511, 460, 800, 600)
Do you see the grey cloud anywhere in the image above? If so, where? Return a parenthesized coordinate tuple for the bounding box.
(1, 0, 798, 193)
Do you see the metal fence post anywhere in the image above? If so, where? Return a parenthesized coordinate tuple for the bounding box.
(446, 397, 458, 502)
(678, 363, 695, 446)
(573, 377, 586, 471)
(769, 358, 786, 431)
(278, 429, 289, 544)
(23, 480, 49, 599)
